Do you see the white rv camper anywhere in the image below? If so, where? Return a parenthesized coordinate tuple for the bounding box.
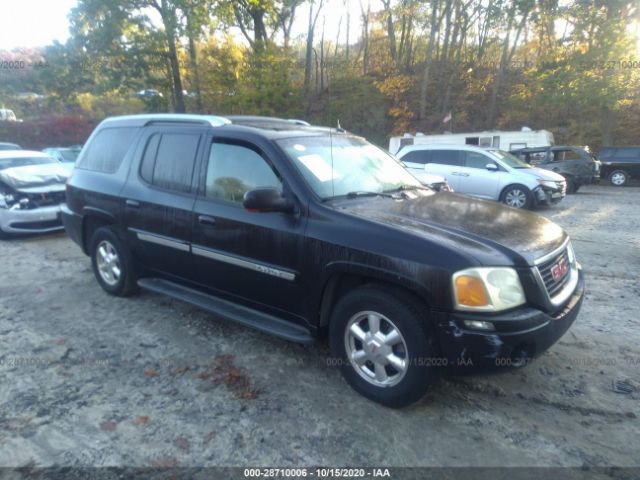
(388, 128, 554, 155)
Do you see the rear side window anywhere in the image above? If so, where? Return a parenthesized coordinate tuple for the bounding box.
(615, 148, 640, 159)
(139, 133, 200, 193)
(598, 148, 615, 159)
(77, 127, 138, 173)
(401, 150, 432, 165)
(431, 150, 462, 166)
(205, 142, 281, 203)
(553, 149, 582, 161)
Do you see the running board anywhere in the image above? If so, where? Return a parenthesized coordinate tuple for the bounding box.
(137, 278, 314, 344)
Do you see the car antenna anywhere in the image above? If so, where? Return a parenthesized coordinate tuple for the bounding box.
(328, 77, 335, 199)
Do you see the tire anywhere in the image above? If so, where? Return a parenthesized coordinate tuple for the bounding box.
(329, 285, 439, 408)
(500, 184, 532, 209)
(90, 226, 138, 296)
(609, 170, 628, 186)
(564, 177, 577, 194)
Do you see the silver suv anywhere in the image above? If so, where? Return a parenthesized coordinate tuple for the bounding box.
(397, 144, 566, 209)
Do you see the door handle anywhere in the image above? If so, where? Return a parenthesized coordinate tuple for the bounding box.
(126, 199, 140, 208)
(198, 215, 217, 226)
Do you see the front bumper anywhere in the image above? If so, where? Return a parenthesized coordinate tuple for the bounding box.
(0, 204, 63, 233)
(533, 185, 565, 205)
(434, 269, 584, 371)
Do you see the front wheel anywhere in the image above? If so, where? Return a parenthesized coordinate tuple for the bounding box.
(501, 185, 532, 209)
(329, 286, 438, 407)
(609, 170, 628, 186)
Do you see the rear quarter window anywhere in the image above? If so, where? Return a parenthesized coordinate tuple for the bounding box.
(77, 127, 139, 173)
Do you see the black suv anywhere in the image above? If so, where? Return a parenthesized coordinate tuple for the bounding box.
(511, 145, 600, 193)
(597, 146, 640, 186)
(62, 114, 585, 407)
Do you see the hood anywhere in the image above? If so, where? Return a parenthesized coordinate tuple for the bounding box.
(0, 163, 69, 191)
(523, 167, 566, 182)
(336, 192, 566, 266)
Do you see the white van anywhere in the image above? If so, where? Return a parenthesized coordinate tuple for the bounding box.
(389, 128, 554, 155)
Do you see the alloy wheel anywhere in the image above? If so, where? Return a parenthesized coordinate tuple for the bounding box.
(505, 189, 527, 208)
(611, 172, 626, 186)
(344, 310, 408, 387)
(96, 240, 121, 286)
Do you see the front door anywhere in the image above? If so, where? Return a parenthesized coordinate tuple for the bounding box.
(191, 138, 307, 322)
(457, 150, 502, 199)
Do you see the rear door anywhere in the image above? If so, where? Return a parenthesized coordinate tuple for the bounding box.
(190, 136, 308, 321)
(457, 150, 503, 199)
(121, 126, 205, 279)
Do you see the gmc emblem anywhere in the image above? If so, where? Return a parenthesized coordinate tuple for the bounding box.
(551, 258, 568, 281)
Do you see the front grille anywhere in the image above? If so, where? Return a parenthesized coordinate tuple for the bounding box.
(22, 191, 66, 209)
(537, 247, 571, 298)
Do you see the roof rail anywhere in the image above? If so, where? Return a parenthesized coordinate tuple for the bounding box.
(101, 114, 231, 128)
(142, 114, 230, 127)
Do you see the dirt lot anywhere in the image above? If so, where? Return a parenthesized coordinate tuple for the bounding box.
(0, 184, 638, 470)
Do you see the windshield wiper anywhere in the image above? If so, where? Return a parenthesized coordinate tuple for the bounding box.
(383, 184, 431, 194)
(346, 191, 398, 199)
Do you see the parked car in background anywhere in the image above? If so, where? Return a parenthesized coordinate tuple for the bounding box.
(0, 142, 22, 151)
(597, 146, 640, 186)
(43, 146, 83, 173)
(397, 144, 566, 209)
(63, 114, 584, 407)
(0, 151, 69, 236)
(389, 128, 554, 155)
(511, 145, 600, 193)
(136, 89, 163, 98)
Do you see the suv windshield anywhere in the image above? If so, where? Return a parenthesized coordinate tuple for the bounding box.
(277, 136, 422, 200)
(489, 149, 531, 169)
(0, 156, 57, 171)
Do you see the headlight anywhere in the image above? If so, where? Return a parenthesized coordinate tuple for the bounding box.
(452, 267, 526, 312)
(0, 193, 14, 209)
(538, 179, 559, 189)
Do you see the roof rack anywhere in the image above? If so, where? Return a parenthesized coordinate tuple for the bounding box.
(102, 114, 231, 128)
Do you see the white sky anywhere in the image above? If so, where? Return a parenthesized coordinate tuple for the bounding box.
(0, 0, 78, 49)
(0, 0, 366, 50)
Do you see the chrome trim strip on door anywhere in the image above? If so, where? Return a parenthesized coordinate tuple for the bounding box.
(192, 245, 296, 282)
(132, 230, 190, 252)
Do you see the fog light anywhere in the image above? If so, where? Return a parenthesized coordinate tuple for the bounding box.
(463, 320, 495, 331)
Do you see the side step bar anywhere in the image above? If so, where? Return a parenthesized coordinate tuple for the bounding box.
(137, 278, 314, 344)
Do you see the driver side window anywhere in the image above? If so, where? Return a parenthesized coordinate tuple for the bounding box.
(206, 142, 282, 203)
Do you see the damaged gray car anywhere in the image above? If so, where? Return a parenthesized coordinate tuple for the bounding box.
(0, 151, 69, 237)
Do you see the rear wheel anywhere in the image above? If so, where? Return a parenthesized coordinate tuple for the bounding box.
(501, 185, 532, 209)
(90, 227, 138, 296)
(609, 170, 628, 186)
(329, 285, 438, 407)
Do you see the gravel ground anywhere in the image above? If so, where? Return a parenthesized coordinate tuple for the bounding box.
(0, 184, 638, 470)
